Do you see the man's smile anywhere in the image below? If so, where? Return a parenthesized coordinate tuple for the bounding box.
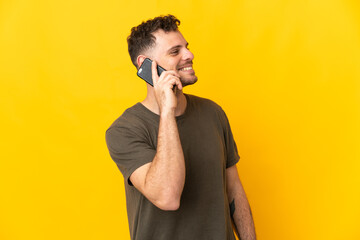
(178, 66, 193, 71)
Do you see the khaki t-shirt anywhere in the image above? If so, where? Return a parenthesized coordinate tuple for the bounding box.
(106, 94, 239, 240)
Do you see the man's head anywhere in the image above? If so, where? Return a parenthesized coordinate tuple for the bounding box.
(127, 14, 197, 87)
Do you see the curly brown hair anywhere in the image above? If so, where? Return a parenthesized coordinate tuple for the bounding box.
(127, 14, 180, 68)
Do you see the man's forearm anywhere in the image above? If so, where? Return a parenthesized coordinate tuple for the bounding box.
(230, 185, 256, 240)
(226, 166, 256, 240)
(144, 110, 185, 210)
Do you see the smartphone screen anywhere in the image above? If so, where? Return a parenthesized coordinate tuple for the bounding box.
(137, 58, 166, 86)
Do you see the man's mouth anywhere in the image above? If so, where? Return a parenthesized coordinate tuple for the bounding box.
(178, 66, 193, 71)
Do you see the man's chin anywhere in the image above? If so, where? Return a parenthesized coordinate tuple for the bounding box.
(181, 76, 198, 87)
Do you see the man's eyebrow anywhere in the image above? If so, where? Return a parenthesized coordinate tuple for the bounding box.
(167, 43, 189, 53)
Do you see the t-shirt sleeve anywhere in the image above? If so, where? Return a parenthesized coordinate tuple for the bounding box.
(220, 108, 240, 168)
(105, 125, 156, 186)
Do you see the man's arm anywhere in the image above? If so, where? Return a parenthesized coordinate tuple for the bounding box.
(226, 165, 256, 240)
(129, 61, 185, 211)
(130, 110, 184, 210)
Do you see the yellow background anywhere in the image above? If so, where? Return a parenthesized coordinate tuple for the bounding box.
(1, 0, 359, 239)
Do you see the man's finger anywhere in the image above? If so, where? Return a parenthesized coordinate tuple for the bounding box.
(175, 78, 183, 91)
(165, 76, 182, 92)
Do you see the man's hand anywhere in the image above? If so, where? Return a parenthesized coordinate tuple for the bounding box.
(152, 60, 183, 114)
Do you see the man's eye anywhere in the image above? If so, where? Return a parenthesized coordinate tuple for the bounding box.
(170, 50, 179, 55)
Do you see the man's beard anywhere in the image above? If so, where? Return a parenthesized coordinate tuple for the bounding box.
(180, 75, 198, 87)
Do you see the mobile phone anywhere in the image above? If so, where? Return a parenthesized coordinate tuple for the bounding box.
(137, 58, 166, 86)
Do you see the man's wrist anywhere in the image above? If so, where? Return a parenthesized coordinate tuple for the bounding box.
(160, 109, 176, 119)
(159, 105, 176, 117)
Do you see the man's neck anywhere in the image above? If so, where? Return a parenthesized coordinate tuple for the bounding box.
(141, 88, 187, 117)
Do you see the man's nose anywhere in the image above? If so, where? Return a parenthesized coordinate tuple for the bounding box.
(183, 48, 194, 61)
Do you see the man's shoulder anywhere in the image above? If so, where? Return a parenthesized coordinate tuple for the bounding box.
(106, 103, 148, 132)
(186, 94, 223, 113)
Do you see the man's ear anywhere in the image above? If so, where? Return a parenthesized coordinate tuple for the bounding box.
(137, 55, 148, 69)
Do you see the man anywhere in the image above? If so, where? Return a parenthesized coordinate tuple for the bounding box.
(106, 15, 256, 240)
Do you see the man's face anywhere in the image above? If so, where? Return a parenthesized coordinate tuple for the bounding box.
(150, 30, 198, 87)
